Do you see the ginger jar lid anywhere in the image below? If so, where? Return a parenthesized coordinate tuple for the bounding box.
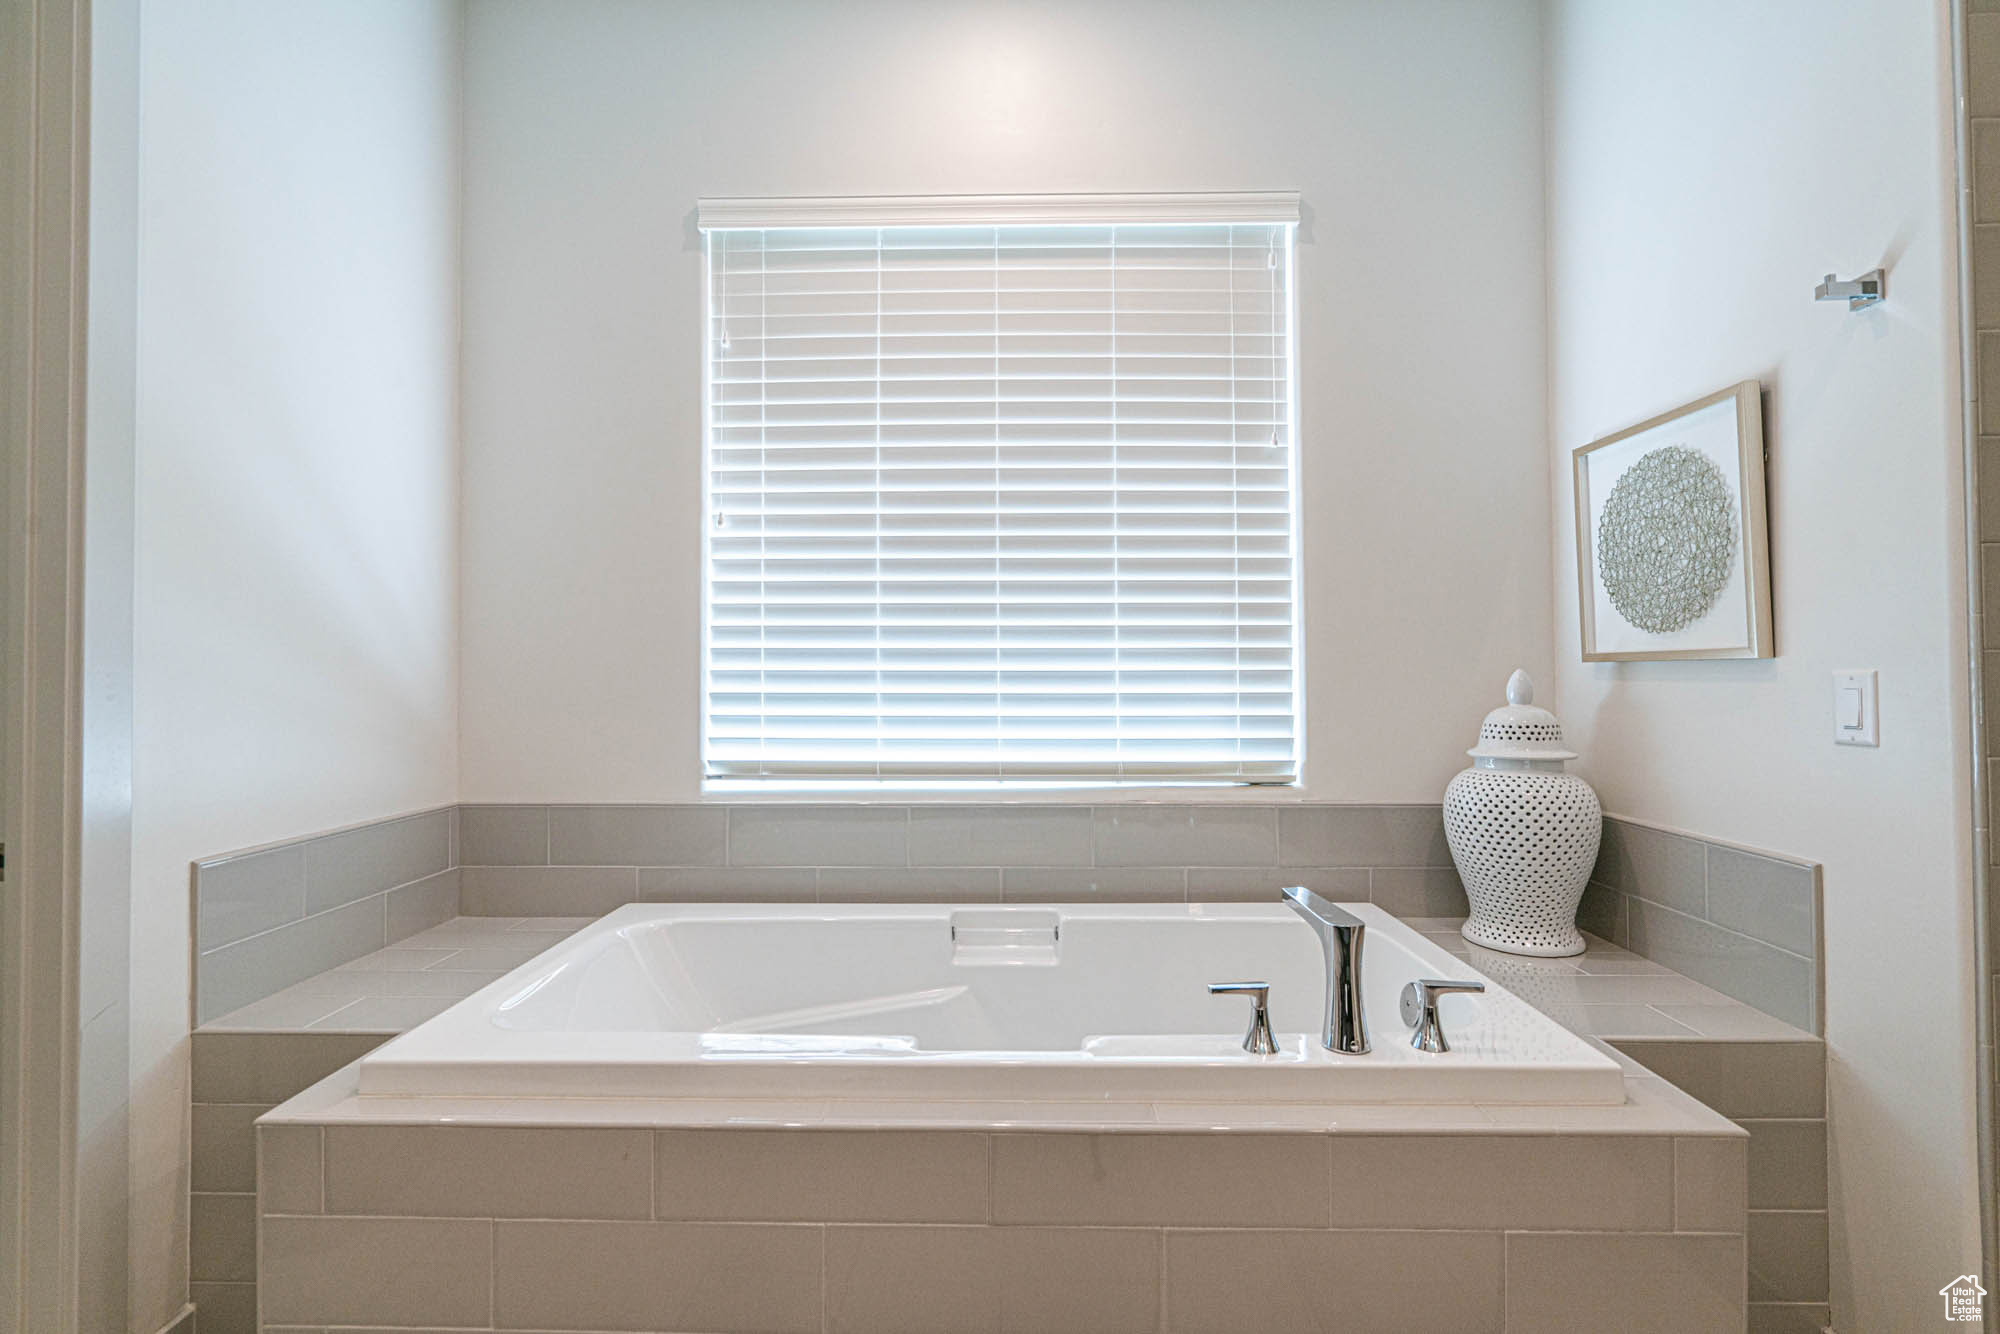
(1467, 669, 1578, 762)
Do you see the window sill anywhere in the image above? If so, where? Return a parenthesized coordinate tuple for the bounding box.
(698, 778, 1303, 800)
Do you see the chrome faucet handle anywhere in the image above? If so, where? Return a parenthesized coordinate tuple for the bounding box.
(1209, 981, 1279, 1055)
(1399, 978, 1486, 1053)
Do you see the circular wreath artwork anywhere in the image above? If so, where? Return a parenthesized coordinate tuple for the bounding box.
(1595, 445, 1737, 635)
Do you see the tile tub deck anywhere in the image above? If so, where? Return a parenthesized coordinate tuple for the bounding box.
(203, 912, 1813, 1044)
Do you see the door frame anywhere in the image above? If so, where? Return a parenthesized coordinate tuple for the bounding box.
(1, 1, 91, 1331)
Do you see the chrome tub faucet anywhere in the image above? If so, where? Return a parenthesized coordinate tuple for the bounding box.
(1281, 885, 1369, 1054)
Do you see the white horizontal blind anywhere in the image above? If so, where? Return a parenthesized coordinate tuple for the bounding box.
(703, 219, 1299, 782)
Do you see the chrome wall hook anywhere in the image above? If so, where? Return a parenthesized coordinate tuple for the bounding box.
(1815, 269, 1885, 311)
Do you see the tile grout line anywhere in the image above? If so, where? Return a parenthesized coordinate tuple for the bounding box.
(1626, 894, 1816, 966)
(200, 886, 399, 965)
(253, 1125, 266, 1332)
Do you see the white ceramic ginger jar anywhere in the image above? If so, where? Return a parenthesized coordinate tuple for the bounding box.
(1443, 669, 1602, 957)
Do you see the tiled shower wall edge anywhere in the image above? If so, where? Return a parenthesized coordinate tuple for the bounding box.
(192, 806, 461, 1025)
(1580, 812, 1821, 1033)
(1971, 3, 2000, 1302)
(192, 802, 1822, 1033)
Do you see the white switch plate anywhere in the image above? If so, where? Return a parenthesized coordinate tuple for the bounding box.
(1833, 670, 1879, 747)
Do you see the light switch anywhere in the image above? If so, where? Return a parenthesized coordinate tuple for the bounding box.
(1833, 670, 1879, 747)
(1838, 688, 1864, 729)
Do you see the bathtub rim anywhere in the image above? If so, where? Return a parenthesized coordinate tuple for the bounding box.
(352, 900, 1630, 1106)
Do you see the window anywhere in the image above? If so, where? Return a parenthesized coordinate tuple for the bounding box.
(699, 193, 1300, 784)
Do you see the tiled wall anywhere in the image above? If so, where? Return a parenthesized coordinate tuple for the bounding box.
(454, 802, 1468, 913)
(188, 1030, 389, 1333)
(194, 808, 460, 1024)
(1969, 0, 2000, 1283)
(193, 803, 1825, 1032)
(1579, 815, 1822, 1032)
(1607, 1038, 1830, 1334)
(256, 1115, 1746, 1332)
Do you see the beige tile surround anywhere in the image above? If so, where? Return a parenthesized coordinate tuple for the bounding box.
(228, 934, 1839, 1333)
(194, 913, 1827, 1334)
(184, 788, 1831, 1334)
(1428, 918, 1828, 1333)
(196, 802, 1825, 1036)
(256, 1049, 1746, 1334)
(194, 807, 463, 1024)
(1576, 816, 1821, 1032)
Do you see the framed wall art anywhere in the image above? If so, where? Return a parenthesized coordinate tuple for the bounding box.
(1573, 380, 1772, 661)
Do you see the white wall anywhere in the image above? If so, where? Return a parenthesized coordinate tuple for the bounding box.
(82, 0, 140, 1327)
(457, 0, 1551, 802)
(1543, 3, 1978, 1327)
(127, 4, 462, 1327)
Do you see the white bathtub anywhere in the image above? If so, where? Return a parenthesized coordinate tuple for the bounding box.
(358, 901, 1625, 1105)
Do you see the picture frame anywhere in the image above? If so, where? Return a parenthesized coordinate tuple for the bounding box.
(1573, 380, 1772, 661)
